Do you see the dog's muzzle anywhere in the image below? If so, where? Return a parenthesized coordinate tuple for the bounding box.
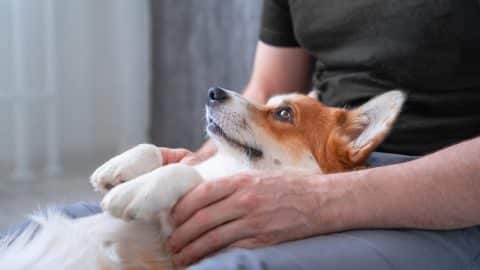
(208, 87, 229, 106)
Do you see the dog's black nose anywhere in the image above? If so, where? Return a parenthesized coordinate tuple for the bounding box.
(208, 87, 228, 102)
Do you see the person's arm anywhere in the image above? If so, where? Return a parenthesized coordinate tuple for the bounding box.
(168, 137, 480, 266)
(337, 136, 480, 230)
(242, 41, 312, 103)
(185, 41, 313, 164)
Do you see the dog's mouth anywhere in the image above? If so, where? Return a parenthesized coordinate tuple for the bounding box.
(207, 117, 263, 160)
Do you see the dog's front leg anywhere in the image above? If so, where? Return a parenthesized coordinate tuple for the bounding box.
(101, 163, 203, 235)
(90, 144, 165, 193)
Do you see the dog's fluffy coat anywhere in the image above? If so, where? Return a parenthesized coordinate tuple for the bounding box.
(0, 89, 405, 270)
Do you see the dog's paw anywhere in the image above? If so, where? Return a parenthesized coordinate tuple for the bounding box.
(90, 144, 163, 193)
(101, 164, 203, 224)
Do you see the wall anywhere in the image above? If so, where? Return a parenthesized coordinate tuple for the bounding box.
(150, 0, 263, 149)
(0, 0, 151, 178)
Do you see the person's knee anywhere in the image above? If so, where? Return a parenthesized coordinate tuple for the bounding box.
(187, 248, 266, 270)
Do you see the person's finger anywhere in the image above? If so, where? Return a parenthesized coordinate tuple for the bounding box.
(159, 147, 192, 165)
(179, 154, 203, 165)
(171, 178, 240, 226)
(168, 196, 245, 253)
(180, 140, 217, 165)
(172, 219, 253, 266)
(228, 238, 264, 249)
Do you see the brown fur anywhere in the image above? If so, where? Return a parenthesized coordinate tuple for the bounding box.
(248, 94, 390, 173)
(100, 92, 400, 269)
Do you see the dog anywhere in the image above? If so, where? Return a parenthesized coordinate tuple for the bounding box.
(0, 88, 405, 270)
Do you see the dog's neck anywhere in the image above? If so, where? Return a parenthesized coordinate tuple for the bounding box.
(193, 149, 250, 181)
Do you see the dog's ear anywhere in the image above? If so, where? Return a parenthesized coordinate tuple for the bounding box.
(307, 90, 320, 100)
(340, 90, 406, 164)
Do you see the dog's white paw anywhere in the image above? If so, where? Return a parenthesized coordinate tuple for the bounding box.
(101, 164, 203, 226)
(90, 144, 163, 193)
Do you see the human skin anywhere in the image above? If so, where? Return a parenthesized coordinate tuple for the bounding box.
(167, 137, 480, 266)
(161, 42, 480, 266)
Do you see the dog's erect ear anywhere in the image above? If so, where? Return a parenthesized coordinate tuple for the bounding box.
(307, 90, 320, 100)
(342, 90, 406, 163)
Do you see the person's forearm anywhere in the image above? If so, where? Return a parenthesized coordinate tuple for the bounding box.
(242, 85, 270, 104)
(314, 137, 480, 231)
(243, 42, 313, 104)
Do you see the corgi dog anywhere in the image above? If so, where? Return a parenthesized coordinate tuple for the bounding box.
(0, 88, 405, 270)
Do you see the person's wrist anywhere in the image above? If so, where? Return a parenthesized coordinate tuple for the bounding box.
(306, 171, 372, 234)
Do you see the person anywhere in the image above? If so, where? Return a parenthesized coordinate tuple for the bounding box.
(3, 1, 480, 269)
(165, 1, 480, 269)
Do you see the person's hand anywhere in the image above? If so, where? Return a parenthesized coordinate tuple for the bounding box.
(158, 147, 193, 165)
(167, 170, 344, 266)
(178, 140, 217, 166)
(159, 139, 216, 166)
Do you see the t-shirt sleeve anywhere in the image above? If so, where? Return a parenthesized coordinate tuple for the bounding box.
(260, 0, 299, 47)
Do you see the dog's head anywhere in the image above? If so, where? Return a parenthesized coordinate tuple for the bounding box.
(206, 87, 405, 173)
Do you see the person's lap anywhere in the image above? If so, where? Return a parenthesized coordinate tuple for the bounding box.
(191, 227, 480, 270)
(3, 152, 480, 269)
(189, 153, 480, 269)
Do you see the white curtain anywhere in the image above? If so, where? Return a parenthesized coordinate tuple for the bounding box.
(0, 0, 151, 180)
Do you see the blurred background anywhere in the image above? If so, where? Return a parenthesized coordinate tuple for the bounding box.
(0, 0, 262, 230)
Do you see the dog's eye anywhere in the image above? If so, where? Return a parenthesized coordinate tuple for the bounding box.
(274, 107, 294, 123)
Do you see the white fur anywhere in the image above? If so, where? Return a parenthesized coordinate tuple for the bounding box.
(0, 211, 170, 270)
(101, 163, 204, 236)
(0, 89, 404, 269)
(352, 91, 405, 149)
(91, 144, 163, 193)
(209, 91, 321, 173)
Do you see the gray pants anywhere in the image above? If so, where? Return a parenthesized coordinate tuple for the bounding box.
(3, 153, 480, 269)
(192, 228, 480, 270)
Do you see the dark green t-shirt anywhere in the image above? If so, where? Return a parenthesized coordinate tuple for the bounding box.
(260, 0, 480, 155)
